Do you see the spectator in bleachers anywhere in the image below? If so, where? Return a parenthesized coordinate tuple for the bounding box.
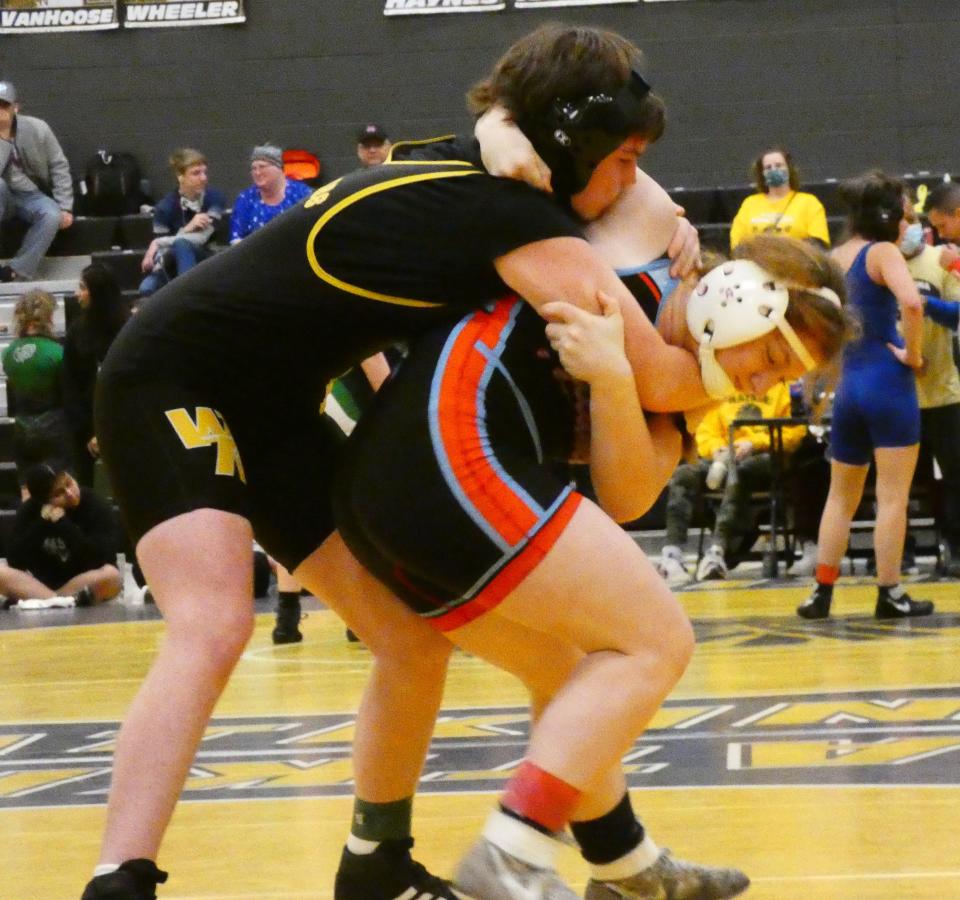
(899, 190, 960, 574)
(356, 123, 392, 168)
(730, 147, 830, 250)
(0, 80, 74, 283)
(138, 148, 226, 298)
(0, 462, 119, 608)
(925, 181, 960, 271)
(63, 263, 130, 487)
(799, 172, 932, 620)
(656, 384, 805, 586)
(228, 144, 312, 244)
(2, 289, 73, 492)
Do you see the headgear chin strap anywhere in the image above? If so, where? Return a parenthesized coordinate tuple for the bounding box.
(687, 260, 841, 399)
(517, 70, 652, 200)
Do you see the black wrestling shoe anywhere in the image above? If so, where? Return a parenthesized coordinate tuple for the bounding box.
(0, 265, 20, 283)
(875, 588, 934, 619)
(80, 860, 168, 899)
(334, 837, 467, 900)
(271, 599, 302, 644)
(797, 584, 832, 619)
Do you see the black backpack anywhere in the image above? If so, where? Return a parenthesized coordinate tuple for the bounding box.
(81, 150, 145, 215)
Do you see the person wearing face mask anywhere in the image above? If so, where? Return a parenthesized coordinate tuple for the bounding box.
(729, 147, 830, 250)
(798, 171, 934, 620)
(898, 192, 960, 575)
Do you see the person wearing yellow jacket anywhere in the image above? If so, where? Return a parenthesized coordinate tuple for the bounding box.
(656, 381, 806, 584)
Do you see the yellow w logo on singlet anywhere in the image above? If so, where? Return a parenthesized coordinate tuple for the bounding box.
(165, 407, 247, 483)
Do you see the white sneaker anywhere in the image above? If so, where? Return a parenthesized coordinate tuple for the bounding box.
(455, 836, 578, 899)
(788, 540, 818, 577)
(655, 547, 692, 588)
(696, 546, 728, 581)
(585, 848, 750, 899)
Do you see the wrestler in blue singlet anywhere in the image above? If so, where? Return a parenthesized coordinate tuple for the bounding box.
(829, 243, 920, 465)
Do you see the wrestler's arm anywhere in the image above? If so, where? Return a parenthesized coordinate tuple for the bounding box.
(496, 237, 709, 411)
(543, 293, 682, 522)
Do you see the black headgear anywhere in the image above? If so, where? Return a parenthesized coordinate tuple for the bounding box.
(517, 70, 653, 200)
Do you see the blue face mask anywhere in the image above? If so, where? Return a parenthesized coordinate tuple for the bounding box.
(764, 168, 790, 189)
(900, 222, 925, 257)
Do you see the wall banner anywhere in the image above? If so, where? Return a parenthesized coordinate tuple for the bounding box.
(514, 0, 637, 7)
(0, 1, 118, 33)
(384, 0, 504, 15)
(121, 0, 244, 28)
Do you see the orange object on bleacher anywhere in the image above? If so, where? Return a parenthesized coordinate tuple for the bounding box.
(282, 149, 322, 181)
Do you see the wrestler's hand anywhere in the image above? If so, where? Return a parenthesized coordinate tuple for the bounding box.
(666, 210, 701, 279)
(475, 104, 552, 194)
(41, 503, 65, 523)
(543, 291, 631, 386)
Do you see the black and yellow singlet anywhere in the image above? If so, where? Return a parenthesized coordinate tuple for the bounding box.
(101, 137, 582, 414)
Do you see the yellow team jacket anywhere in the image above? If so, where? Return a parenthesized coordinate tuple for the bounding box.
(729, 191, 830, 249)
(695, 382, 806, 459)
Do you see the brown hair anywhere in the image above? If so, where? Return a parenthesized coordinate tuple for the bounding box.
(169, 147, 207, 178)
(751, 147, 801, 194)
(13, 289, 57, 339)
(733, 234, 857, 414)
(467, 23, 664, 141)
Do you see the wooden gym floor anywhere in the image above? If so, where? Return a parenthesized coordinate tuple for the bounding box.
(0, 570, 958, 899)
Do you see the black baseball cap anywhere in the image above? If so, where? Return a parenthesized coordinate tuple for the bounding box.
(25, 463, 58, 503)
(357, 123, 388, 146)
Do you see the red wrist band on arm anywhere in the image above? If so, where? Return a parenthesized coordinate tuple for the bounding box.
(948, 259, 960, 275)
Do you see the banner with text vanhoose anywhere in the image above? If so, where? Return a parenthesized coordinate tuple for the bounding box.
(122, 0, 244, 28)
(0, 0, 118, 33)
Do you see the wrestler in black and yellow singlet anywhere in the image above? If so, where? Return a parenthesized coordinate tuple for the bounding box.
(96, 138, 582, 569)
(334, 262, 673, 631)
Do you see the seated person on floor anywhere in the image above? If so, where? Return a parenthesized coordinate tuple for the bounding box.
(0, 463, 121, 608)
(657, 382, 806, 585)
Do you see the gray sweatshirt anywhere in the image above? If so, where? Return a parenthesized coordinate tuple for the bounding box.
(0, 114, 73, 211)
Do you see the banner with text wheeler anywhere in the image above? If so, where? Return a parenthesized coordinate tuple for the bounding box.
(0, 0, 118, 33)
(122, 0, 244, 28)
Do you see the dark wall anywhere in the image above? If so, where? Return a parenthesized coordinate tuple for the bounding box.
(0, 0, 955, 203)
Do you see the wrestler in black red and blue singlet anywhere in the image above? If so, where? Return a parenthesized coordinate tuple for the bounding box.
(334, 259, 677, 630)
(94, 137, 583, 568)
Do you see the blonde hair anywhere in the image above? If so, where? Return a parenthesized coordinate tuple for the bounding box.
(732, 234, 856, 415)
(169, 147, 207, 178)
(14, 289, 56, 338)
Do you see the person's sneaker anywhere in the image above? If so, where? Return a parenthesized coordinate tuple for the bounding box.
(80, 859, 168, 899)
(584, 848, 750, 899)
(656, 547, 693, 588)
(875, 587, 934, 620)
(797, 584, 832, 619)
(74, 586, 97, 608)
(0, 265, 21, 283)
(272, 599, 302, 644)
(787, 540, 818, 577)
(455, 836, 578, 899)
(334, 838, 467, 900)
(696, 546, 728, 581)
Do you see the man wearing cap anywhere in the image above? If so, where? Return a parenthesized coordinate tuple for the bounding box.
(228, 144, 313, 244)
(356, 123, 392, 168)
(0, 463, 120, 609)
(0, 81, 74, 283)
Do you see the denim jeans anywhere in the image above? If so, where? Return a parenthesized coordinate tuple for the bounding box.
(138, 236, 208, 296)
(0, 181, 63, 278)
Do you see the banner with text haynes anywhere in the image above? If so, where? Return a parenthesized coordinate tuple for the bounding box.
(514, 0, 636, 7)
(122, 0, 243, 28)
(0, 1, 118, 33)
(384, 0, 503, 15)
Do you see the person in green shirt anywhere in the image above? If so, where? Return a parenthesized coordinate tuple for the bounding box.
(1, 289, 73, 490)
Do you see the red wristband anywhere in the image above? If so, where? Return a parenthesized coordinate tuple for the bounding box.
(948, 259, 960, 275)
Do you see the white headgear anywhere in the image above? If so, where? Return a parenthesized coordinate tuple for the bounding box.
(686, 259, 840, 399)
